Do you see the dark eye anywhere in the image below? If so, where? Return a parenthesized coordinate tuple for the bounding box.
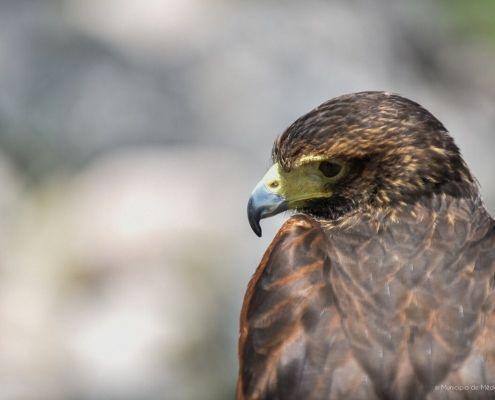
(319, 161, 342, 178)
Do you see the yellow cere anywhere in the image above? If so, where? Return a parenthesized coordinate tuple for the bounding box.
(259, 160, 343, 207)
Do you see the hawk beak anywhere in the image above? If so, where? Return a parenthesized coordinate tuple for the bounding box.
(247, 181, 288, 237)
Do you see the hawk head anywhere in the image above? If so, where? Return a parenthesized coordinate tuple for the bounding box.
(248, 91, 476, 236)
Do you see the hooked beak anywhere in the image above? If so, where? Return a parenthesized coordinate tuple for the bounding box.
(247, 181, 288, 237)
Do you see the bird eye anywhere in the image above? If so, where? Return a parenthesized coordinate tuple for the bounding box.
(319, 161, 343, 178)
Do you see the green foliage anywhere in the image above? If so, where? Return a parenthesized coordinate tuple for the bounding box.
(441, 0, 495, 43)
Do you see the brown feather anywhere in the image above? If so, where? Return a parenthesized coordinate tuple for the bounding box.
(239, 197, 495, 399)
(237, 216, 378, 400)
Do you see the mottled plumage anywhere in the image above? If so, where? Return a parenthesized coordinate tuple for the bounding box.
(239, 92, 495, 399)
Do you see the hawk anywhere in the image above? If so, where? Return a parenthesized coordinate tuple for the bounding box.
(238, 92, 495, 400)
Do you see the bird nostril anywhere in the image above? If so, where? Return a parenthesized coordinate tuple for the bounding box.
(269, 181, 279, 189)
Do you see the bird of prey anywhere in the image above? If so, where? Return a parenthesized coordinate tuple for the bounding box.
(238, 92, 495, 400)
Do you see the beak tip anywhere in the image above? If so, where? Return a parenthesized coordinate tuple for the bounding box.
(247, 199, 263, 237)
(253, 225, 262, 238)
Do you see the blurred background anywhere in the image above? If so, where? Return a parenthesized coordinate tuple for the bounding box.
(0, 0, 494, 399)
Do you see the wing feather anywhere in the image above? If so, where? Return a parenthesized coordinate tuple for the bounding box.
(237, 215, 376, 400)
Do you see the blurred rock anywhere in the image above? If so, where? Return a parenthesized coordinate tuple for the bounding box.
(0, 146, 262, 400)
